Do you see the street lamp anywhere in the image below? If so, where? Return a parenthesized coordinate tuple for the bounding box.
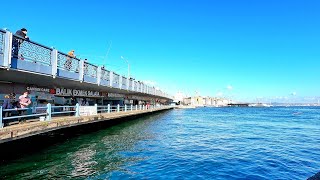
(120, 56, 130, 79)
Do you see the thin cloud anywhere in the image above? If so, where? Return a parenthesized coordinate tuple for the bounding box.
(227, 85, 233, 90)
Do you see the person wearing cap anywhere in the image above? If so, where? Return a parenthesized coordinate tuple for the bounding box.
(12, 28, 30, 58)
(65, 50, 75, 70)
(18, 91, 32, 123)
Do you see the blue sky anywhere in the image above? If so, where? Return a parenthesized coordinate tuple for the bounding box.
(1, 0, 320, 102)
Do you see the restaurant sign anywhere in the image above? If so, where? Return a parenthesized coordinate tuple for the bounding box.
(27, 87, 50, 92)
(54, 88, 101, 97)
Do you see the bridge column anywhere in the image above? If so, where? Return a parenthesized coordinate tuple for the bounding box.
(3, 31, 13, 69)
(51, 49, 58, 78)
(119, 75, 122, 89)
(127, 78, 130, 90)
(97, 66, 102, 86)
(132, 80, 135, 91)
(109, 71, 113, 86)
(79, 60, 84, 82)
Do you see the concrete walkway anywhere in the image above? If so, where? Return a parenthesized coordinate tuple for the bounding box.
(0, 107, 173, 144)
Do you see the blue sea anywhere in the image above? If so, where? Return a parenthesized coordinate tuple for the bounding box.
(1, 107, 320, 179)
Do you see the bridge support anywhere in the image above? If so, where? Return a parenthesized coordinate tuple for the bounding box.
(51, 50, 58, 78)
(97, 66, 102, 85)
(3, 31, 12, 69)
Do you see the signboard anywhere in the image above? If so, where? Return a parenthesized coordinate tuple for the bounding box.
(54, 88, 101, 97)
(79, 106, 97, 116)
(27, 87, 50, 93)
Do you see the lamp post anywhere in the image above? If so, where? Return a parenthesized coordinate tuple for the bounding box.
(120, 56, 130, 79)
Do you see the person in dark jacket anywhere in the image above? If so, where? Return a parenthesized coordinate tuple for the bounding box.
(12, 28, 29, 58)
(2, 95, 13, 118)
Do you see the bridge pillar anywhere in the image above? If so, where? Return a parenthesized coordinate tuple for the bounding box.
(79, 60, 84, 82)
(97, 66, 102, 86)
(3, 31, 12, 69)
(132, 80, 135, 91)
(109, 71, 113, 87)
(51, 49, 58, 78)
(127, 78, 130, 90)
(119, 75, 122, 89)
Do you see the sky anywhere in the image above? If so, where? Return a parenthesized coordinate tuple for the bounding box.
(1, 0, 320, 103)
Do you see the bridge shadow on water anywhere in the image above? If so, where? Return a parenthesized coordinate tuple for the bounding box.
(0, 110, 168, 165)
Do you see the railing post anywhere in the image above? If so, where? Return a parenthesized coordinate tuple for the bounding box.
(135, 105, 138, 111)
(125, 104, 127, 112)
(107, 104, 110, 113)
(130, 104, 133, 111)
(51, 49, 58, 78)
(117, 104, 120, 112)
(3, 31, 13, 69)
(119, 75, 122, 89)
(139, 105, 142, 110)
(127, 78, 130, 90)
(95, 104, 98, 114)
(0, 106, 3, 128)
(132, 80, 135, 91)
(46, 103, 52, 121)
(79, 59, 84, 82)
(143, 105, 145, 110)
(97, 66, 102, 86)
(75, 103, 80, 117)
(109, 71, 113, 86)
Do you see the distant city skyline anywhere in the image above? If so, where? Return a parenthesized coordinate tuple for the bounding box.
(2, 0, 319, 102)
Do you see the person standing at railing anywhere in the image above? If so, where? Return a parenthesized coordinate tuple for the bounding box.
(18, 91, 32, 123)
(65, 50, 75, 70)
(2, 95, 13, 118)
(12, 28, 29, 59)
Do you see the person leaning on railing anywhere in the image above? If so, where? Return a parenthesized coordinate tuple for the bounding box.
(18, 91, 32, 123)
(12, 28, 29, 59)
(65, 50, 75, 70)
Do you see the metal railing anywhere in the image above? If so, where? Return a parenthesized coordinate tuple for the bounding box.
(84, 62, 98, 78)
(101, 68, 110, 82)
(57, 52, 80, 72)
(0, 104, 168, 128)
(113, 73, 120, 85)
(12, 35, 52, 66)
(122, 76, 127, 89)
